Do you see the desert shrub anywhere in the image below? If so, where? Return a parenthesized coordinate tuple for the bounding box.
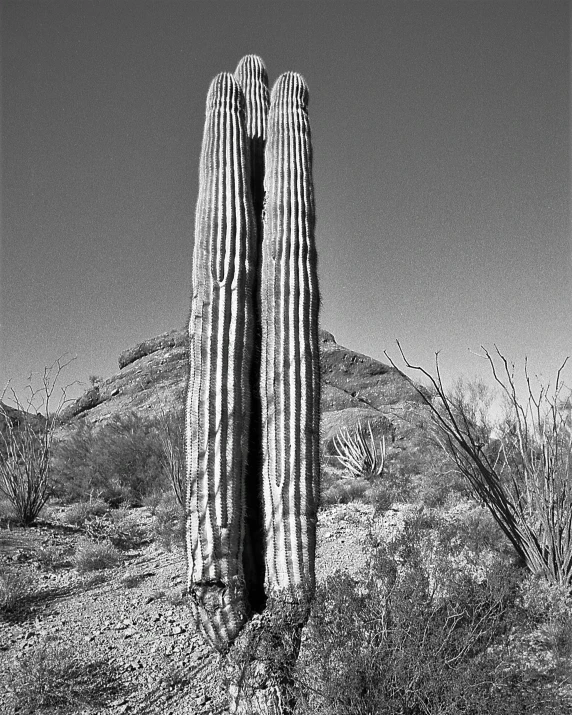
(0, 497, 17, 527)
(52, 412, 170, 505)
(319, 463, 344, 496)
(295, 527, 552, 715)
(365, 460, 414, 513)
(141, 488, 165, 515)
(365, 481, 395, 513)
(33, 546, 70, 571)
(411, 465, 472, 509)
(62, 497, 109, 527)
(518, 576, 572, 664)
(85, 496, 108, 516)
(153, 492, 185, 551)
(6, 638, 110, 713)
(321, 478, 369, 506)
(106, 511, 149, 550)
(370, 503, 516, 597)
(0, 359, 72, 527)
(391, 348, 572, 588)
(72, 540, 121, 572)
(156, 411, 185, 507)
(434, 501, 514, 563)
(0, 568, 34, 613)
(76, 508, 149, 551)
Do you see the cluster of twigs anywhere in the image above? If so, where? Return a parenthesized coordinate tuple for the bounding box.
(0, 357, 73, 525)
(389, 342, 572, 587)
(333, 421, 386, 480)
(157, 411, 185, 507)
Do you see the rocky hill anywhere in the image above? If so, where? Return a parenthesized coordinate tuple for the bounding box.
(59, 327, 426, 447)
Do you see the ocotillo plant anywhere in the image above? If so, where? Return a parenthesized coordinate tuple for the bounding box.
(185, 72, 256, 649)
(186, 58, 320, 676)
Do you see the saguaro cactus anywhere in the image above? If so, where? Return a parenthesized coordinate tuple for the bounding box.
(186, 57, 320, 712)
(225, 70, 321, 715)
(185, 72, 256, 650)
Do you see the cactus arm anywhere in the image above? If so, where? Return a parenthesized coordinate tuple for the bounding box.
(234, 55, 269, 220)
(185, 72, 255, 651)
(260, 72, 320, 601)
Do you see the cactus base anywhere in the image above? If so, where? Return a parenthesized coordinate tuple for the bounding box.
(226, 596, 311, 714)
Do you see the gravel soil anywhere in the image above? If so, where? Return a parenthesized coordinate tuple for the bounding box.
(4, 501, 571, 714)
(0, 503, 375, 715)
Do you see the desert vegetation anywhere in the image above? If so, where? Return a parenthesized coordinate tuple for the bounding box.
(2, 336, 571, 712)
(1, 364, 571, 712)
(1, 50, 571, 713)
(0, 357, 73, 526)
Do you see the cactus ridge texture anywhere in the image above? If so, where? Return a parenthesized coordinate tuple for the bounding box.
(234, 55, 269, 143)
(185, 71, 256, 650)
(260, 71, 320, 600)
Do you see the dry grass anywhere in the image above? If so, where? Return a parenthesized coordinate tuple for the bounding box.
(72, 539, 121, 573)
(62, 498, 109, 527)
(6, 638, 116, 713)
(152, 492, 185, 551)
(0, 568, 34, 613)
(321, 477, 369, 505)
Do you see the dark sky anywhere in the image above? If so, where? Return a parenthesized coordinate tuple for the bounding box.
(1, 1, 570, 405)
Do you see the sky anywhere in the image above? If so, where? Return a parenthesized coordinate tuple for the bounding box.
(1, 0, 570, 410)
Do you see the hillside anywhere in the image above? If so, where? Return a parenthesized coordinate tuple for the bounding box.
(59, 327, 425, 446)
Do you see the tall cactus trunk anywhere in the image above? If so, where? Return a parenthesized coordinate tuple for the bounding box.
(261, 72, 320, 605)
(186, 58, 320, 715)
(227, 71, 320, 715)
(234, 56, 270, 614)
(185, 72, 256, 652)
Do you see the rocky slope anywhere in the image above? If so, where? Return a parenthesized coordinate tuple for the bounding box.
(59, 327, 425, 446)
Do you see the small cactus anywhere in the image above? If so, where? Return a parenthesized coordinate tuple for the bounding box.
(334, 422, 386, 480)
(185, 72, 256, 650)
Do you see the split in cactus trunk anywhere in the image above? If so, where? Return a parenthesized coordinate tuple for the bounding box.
(234, 55, 270, 616)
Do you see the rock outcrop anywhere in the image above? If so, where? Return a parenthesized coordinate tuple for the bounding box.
(59, 328, 424, 445)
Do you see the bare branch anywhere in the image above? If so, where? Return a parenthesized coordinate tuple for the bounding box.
(387, 342, 572, 587)
(0, 357, 75, 525)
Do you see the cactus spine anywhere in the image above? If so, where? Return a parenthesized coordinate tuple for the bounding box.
(185, 72, 256, 650)
(260, 72, 320, 603)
